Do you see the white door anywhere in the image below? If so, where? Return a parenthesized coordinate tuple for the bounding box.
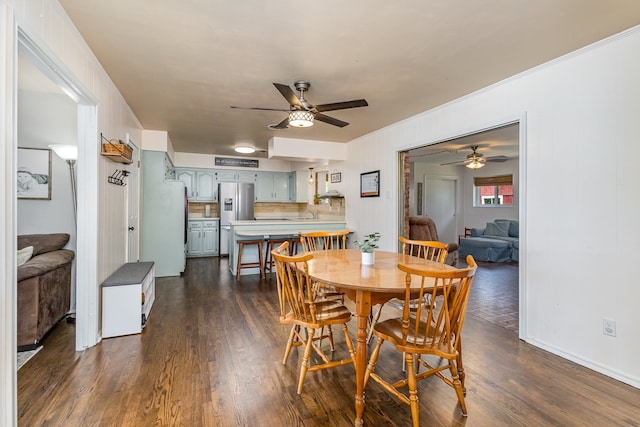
(424, 177, 456, 244)
(127, 142, 140, 262)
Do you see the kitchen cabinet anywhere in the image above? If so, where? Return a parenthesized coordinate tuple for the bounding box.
(176, 169, 217, 201)
(292, 170, 310, 202)
(187, 219, 219, 257)
(255, 172, 291, 202)
(214, 169, 257, 184)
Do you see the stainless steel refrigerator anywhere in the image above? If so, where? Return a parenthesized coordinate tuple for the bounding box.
(219, 182, 255, 255)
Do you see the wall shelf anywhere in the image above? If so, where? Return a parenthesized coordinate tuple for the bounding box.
(100, 133, 132, 164)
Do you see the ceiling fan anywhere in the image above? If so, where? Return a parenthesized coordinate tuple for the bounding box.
(230, 80, 368, 129)
(440, 146, 508, 168)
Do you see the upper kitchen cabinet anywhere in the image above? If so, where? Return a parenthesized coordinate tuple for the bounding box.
(291, 170, 310, 203)
(255, 172, 291, 202)
(215, 170, 257, 184)
(176, 169, 217, 201)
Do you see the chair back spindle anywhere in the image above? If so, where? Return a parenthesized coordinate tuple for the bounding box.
(300, 230, 349, 252)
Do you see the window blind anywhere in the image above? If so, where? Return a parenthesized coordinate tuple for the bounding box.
(474, 175, 512, 186)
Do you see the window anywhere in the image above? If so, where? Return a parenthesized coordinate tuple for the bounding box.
(473, 175, 513, 207)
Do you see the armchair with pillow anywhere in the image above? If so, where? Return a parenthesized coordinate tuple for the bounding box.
(459, 219, 519, 262)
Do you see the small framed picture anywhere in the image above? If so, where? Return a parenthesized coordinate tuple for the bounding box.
(17, 147, 51, 200)
(360, 170, 380, 198)
(330, 172, 342, 183)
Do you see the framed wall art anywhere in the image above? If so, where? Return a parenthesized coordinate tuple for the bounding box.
(330, 172, 342, 183)
(17, 147, 51, 200)
(360, 170, 380, 197)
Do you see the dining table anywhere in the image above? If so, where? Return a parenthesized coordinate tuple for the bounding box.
(306, 248, 457, 427)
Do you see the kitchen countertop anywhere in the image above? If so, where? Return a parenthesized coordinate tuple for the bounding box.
(188, 217, 219, 220)
(231, 219, 346, 226)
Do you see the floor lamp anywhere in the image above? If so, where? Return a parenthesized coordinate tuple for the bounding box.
(49, 144, 78, 225)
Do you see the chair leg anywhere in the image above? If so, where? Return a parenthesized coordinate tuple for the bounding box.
(327, 326, 335, 351)
(364, 336, 384, 388)
(341, 324, 356, 363)
(449, 362, 468, 415)
(367, 303, 384, 344)
(283, 325, 298, 365)
(405, 353, 420, 427)
(297, 327, 316, 394)
(457, 340, 466, 394)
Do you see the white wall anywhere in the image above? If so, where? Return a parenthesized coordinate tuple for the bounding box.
(346, 27, 640, 387)
(5, 0, 144, 349)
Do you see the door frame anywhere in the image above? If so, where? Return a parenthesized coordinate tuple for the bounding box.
(398, 114, 527, 342)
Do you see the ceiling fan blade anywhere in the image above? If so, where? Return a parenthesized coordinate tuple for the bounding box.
(269, 116, 290, 130)
(314, 113, 349, 128)
(440, 159, 466, 166)
(230, 106, 292, 112)
(273, 83, 303, 108)
(486, 155, 508, 162)
(314, 99, 368, 112)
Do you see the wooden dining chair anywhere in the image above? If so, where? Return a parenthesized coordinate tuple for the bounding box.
(299, 230, 350, 348)
(367, 237, 449, 346)
(364, 256, 478, 426)
(299, 230, 349, 304)
(299, 229, 350, 252)
(271, 242, 356, 394)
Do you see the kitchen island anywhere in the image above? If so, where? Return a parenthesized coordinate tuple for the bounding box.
(229, 219, 348, 277)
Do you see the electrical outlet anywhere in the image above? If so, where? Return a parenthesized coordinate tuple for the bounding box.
(603, 318, 616, 337)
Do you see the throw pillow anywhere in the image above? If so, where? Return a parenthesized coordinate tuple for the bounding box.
(483, 221, 509, 237)
(508, 221, 519, 238)
(17, 246, 34, 266)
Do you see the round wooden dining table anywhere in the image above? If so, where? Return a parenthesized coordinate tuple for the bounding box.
(306, 248, 457, 427)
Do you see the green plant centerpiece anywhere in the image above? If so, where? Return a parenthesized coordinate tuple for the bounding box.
(353, 232, 380, 265)
(353, 232, 381, 253)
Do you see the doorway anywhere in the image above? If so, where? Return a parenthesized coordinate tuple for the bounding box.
(400, 122, 522, 335)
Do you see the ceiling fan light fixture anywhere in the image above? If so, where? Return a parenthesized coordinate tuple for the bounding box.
(465, 159, 486, 169)
(234, 146, 255, 154)
(289, 110, 314, 127)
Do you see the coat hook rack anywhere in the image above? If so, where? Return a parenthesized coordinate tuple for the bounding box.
(108, 169, 129, 186)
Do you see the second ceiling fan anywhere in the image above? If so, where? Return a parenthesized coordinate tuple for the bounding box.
(230, 80, 368, 129)
(441, 146, 508, 168)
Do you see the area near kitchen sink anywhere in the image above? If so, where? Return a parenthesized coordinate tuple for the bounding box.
(228, 219, 349, 277)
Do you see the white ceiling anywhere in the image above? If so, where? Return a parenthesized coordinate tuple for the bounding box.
(409, 123, 519, 165)
(57, 1, 640, 157)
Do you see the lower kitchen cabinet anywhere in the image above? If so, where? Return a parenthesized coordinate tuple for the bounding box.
(187, 219, 219, 257)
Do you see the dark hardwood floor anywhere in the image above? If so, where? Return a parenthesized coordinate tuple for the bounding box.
(18, 257, 640, 426)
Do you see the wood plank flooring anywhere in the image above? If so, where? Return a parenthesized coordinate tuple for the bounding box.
(18, 257, 640, 426)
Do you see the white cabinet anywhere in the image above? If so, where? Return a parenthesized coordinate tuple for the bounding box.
(176, 169, 216, 201)
(255, 172, 291, 202)
(214, 170, 257, 184)
(196, 171, 216, 200)
(292, 170, 310, 203)
(176, 169, 196, 199)
(187, 220, 219, 257)
(102, 262, 155, 338)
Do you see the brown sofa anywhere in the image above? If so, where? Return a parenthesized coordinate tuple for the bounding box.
(408, 217, 458, 266)
(17, 233, 74, 349)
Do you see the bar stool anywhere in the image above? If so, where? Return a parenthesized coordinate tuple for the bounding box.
(289, 235, 301, 255)
(264, 237, 289, 275)
(236, 240, 265, 280)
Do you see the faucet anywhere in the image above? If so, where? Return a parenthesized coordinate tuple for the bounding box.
(308, 210, 318, 220)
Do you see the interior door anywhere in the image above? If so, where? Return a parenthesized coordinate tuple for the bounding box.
(424, 177, 456, 243)
(127, 142, 140, 262)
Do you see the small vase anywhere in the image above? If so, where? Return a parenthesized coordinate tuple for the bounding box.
(361, 251, 375, 265)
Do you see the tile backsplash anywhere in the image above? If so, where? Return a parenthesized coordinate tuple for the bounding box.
(188, 200, 346, 220)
